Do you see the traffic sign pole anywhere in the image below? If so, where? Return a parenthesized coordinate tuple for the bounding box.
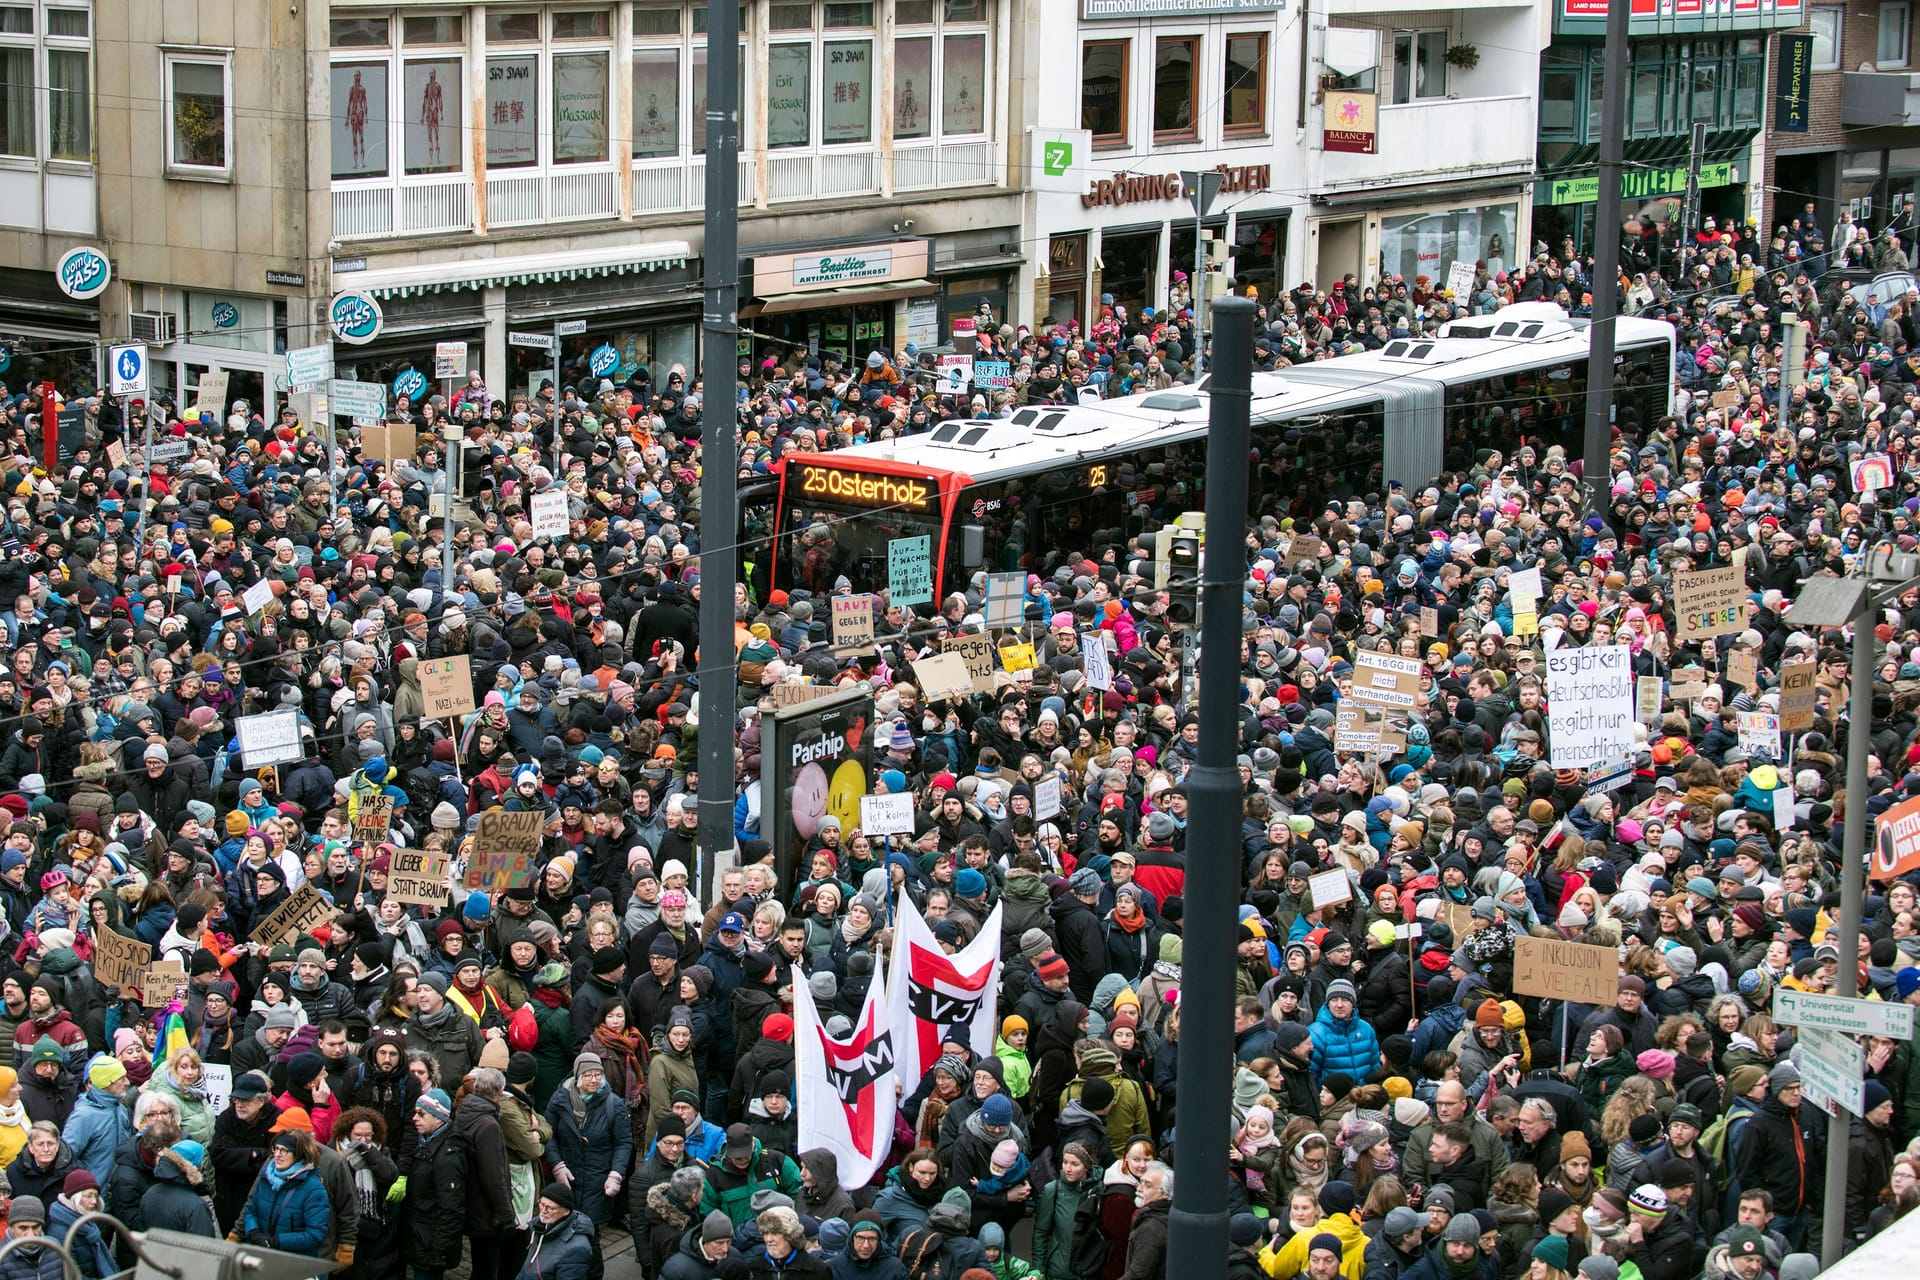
(134, 397, 152, 555)
(551, 322, 563, 477)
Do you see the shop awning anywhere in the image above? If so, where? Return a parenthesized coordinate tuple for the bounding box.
(748, 278, 938, 316)
(347, 241, 693, 299)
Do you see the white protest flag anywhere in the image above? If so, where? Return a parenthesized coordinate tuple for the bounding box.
(795, 944, 898, 1189)
(888, 891, 1003, 1086)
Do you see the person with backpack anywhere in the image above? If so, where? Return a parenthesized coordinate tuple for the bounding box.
(1703, 1064, 1766, 1228)
(1034, 1142, 1103, 1280)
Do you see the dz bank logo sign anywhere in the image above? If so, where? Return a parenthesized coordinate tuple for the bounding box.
(1043, 140, 1073, 177)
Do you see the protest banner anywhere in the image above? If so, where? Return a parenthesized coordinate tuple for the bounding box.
(1544, 644, 1635, 769)
(1350, 650, 1422, 709)
(1676, 566, 1749, 641)
(984, 574, 1025, 628)
(352, 794, 394, 843)
(249, 884, 336, 947)
(202, 1064, 233, 1116)
(1034, 776, 1062, 821)
(466, 809, 543, 891)
(235, 709, 305, 770)
(1779, 661, 1818, 732)
(418, 655, 476, 719)
(832, 595, 875, 650)
(93, 930, 151, 992)
(530, 489, 570, 540)
(1636, 676, 1663, 724)
(1082, 637, 1113, 691)
(388, 847, 450, 907)
(1512, 936, 1620, 1004)
(1728, 649, 1759, 691)
(795, 943, 897, 1190)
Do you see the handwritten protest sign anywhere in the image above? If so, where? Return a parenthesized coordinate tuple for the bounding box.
(1512, 936, 1620, 1004)
(771, 682, 838, 707)
(1779, 661, 1818, 732)
(418, 655, 475, 720)
(249, 884, 335, 947)
(388, 847, 450, 907)
(913, 652, 974, 703)
(887, 536, 932, 607)
(143, 959, 188, 1008)
(93, 930, 152, 992)
(1737, 710, 1781, 760)
(998, 643, 1037, 673)
(1728, 649, 1759, 691)
(1544, 645, 1634, 769)
(1350, 651, 1421, 709)
(944, 634, 996, 693)
(1676, 566, 1748, 642)
(352, 794, 394, 843)
(466, 810, 543, 891)
(1309, 869, 1353, 910)
(832, 595, 874, 650)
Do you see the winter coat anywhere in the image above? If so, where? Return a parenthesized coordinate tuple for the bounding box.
(543, 1075, 634, 1225)
(405, 1128, 470, 1271)
(48, 1194, 116, 1278)
(1034, 1172, 1099, 1280)
(62, 1086, 130, 1185)
(660, 1225, 749, 1280)
(242, 1160, 332, 1257)
(451, 1092, 515, 1236)
(142, 1152, 216, 1237)
(5, 1138, 77, 1205)
(746, 1245, 832, 1280)
(515, 1209, 596, 1280)
(1732, 1097, 1820, 1217)
(209, 1102, 276, 1231)
(699, 1136, 803, 1227)
(0, 1240, 63, 1280)
(1309, 1002, 1381, 1084)
(144, 1064, 216, 1145)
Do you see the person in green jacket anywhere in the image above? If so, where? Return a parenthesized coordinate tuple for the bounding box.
(996, 1017, 1032, 1100)
(1033, 1142, 1101, 1280)
(698, 1123, 801, 1226)
(1571, 1026, 1637, 1114)
(1058, 1040, 1150, 1153)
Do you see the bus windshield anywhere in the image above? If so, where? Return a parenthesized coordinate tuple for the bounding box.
(776, 463, 947, 597)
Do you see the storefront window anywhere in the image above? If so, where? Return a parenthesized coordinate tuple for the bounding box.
(404, 59, 459, 174)
(1233, 217, 1288, 304)
(1100, 228, 1159, 317)
(1379, 203, 1517, 288)
(1082, 40, 1128, 147)
(332, 63, 390, 178)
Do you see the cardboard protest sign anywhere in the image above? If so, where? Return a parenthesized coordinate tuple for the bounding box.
(418, 655, 476, 720)
(388, 847, 450, 907)
(352, 794, 395, 843)
(984, 574, 1025, 628)
(1511, 935, 1620, 1004)
(1636, 676, 1663, 725)
(1420, 606, 1439, 638)
(832, 595, 875, 650)
(466, 809, 543, 891)
(913, 652, 974, 703)
(249, 884, 335, 947)
(1335, 702, 1408, 755)
(1778, 661, 1818, 732)
(1736, 710, 1780, 760)
(1675, 566, 1748, 642)
(1350, 651, 1421, 709)
(771, 682, 839, 707)
(143, 959, 188, 1008)
(93, 930, 152, 992)
(944, 634, 997, 693)
(1727, 649, 1759, 692)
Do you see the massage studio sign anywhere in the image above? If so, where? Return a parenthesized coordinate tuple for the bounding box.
(1081, 164, 1271, 209)
(753, 240, 931, 295)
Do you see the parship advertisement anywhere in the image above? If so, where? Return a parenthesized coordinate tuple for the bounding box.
(764, 684, 874, 895)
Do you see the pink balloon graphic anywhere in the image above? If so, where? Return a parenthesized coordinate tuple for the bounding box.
(791, 762, 829, 839)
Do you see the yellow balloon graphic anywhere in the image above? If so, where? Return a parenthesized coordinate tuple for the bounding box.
(827, 759, 868, 837)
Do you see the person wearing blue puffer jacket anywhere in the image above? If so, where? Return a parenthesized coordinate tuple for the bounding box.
(239, 1131, 333, 1257)
(60, 1058, 130, 1187)
(1309, 980, 1381, 1086)
(516, 1182, 597, 1280)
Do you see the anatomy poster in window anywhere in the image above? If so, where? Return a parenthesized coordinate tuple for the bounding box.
(941, 35, 985, 134)
(485, 55, 538, 167)
(331, 63, 388, 178)
(403, 59, 459, 174)
(893, 38, 931, 139)
(631, 49, 679, 156)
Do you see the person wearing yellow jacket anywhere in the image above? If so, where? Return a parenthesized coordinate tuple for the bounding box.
(1260, 1181, 1368, 1280)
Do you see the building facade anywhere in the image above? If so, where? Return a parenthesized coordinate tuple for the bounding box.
(1021, 0, 1543, 337)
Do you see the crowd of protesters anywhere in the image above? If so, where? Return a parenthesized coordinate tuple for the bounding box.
(0, 202, 1907, 1280)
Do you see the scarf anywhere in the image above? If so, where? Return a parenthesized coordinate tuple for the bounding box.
(194, 1006, 232, 1058)
(1113, 909, 1147, 934)
(568, 1078, 604, 1126)
(262, 1159, 310, 1191)
(841, 914, 875, 945)
(593, 1025, 646, 1101)
(1288, 1138, 1329, 1194)
(895, 1167, 946, 1207)
(342, 1142, 383, 1221)
(0, 1097, 27, 1131)
(533, 986, 568, 1009)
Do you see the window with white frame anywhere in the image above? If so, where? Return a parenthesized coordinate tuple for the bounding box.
(0, 2, 92, 164)
(1390, 30, 1446, 105)
(767, 1, 876, 149)
(1811, 5, 1843, 69)
(629, 4, 746, 158)
(165, 49, 231, 177)
(1881, 1, 1910, 67)
(894, 0, 989, 143)
(328, 13, 465, 181)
